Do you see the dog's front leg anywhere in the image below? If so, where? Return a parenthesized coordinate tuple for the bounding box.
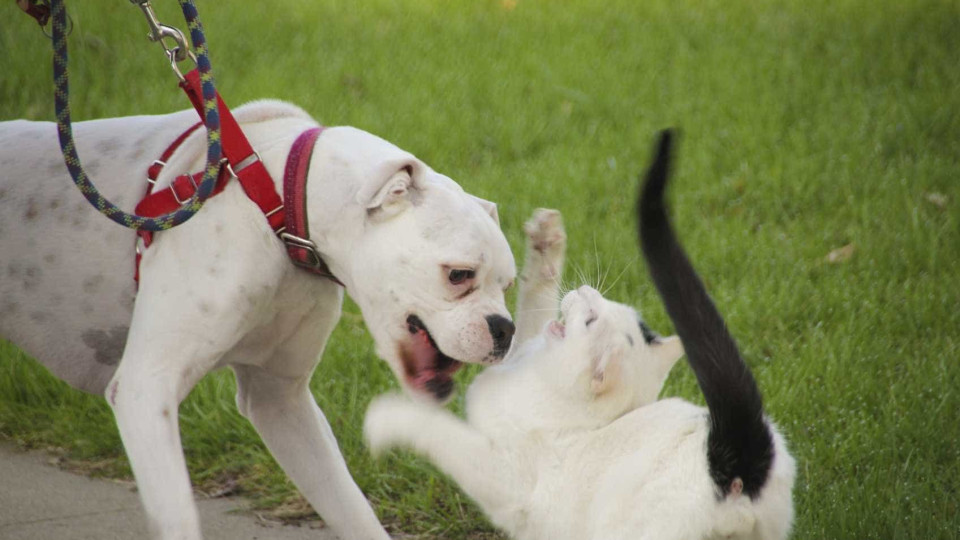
(234, 364, 390, 540)
(108, 312, 233, 540)
(109, 355, 205, 539)
(108, 203, 287, 540)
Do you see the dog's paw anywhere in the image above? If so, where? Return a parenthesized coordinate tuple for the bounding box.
(523, 208, 566, 281)
(363, 393, 425, 457)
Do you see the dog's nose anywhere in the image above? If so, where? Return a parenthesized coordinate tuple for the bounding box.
(486, 314, 515, 356)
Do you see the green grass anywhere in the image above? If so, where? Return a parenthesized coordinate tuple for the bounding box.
(2, 0, 959, 538)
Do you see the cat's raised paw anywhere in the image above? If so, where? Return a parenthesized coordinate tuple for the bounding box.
(524, 208, 566, 253)
(523, 208, 566, 281)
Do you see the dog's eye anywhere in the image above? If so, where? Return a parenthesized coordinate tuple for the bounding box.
(448, 269, 476, 285)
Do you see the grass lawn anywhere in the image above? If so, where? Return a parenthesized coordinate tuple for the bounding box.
(2, 0, 958, 538)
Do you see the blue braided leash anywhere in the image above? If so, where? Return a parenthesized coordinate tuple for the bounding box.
(50, 0, 221, 231)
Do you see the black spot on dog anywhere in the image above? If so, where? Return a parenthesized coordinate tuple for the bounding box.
(25, 199, 39, 221)
(83, 275, 105, 294)
(81, 326, 129, 366)
(119, 292, 135, 312)
(46, 160, 65, 176)
(23, 266, 42, 291)
(97, 138, 121, 157)
(2, 300, 19, 315)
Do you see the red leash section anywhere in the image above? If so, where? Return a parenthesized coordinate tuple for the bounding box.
(134, 69, 342, 286)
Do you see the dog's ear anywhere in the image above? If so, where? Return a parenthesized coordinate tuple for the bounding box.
(469, 195, 500, 226)
(364, 167, 417, 221)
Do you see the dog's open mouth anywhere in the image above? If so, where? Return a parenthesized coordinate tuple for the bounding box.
(400, 315, 464, 400)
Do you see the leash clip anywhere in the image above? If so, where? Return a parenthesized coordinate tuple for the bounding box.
(17, 0, 50, 27)
(133, 0, 197, 82)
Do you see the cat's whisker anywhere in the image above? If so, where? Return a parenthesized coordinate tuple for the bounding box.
(592, 234, 603, 292)
(599, 255, 638, 297)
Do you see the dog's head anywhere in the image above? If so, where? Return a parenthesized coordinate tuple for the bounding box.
(308, 127, 516, 401)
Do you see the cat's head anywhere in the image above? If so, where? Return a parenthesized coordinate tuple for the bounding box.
(541, 285, 684, 416)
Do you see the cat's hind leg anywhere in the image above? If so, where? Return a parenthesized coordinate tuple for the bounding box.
(515, 208, 566, 345)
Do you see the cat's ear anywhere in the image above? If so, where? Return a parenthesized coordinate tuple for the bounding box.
(591, 348, 623, 395)
(651, 335, 684, 374)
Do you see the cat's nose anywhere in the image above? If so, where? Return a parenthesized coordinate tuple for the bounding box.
(578, 285, 600, 298)
(486, 314, 515, 357)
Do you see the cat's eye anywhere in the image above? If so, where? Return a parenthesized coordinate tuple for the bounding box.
(585, 314, 598, 327)
(448, 268, 476, 285)
(638, 320, 659, 344)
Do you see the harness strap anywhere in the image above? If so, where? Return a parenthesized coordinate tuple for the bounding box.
(133, 69, 342, 286)
(146, 121, 203, 184)
(134, 120, 204, 281)
(177, 70, 286, 231)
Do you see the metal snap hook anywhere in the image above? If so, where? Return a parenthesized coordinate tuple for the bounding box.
(134, 1, 196, 81)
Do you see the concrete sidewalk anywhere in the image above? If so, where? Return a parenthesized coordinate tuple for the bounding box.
(0, 443, 337, 540)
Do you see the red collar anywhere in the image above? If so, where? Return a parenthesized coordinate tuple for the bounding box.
(133, 70, 342, 287)
(279, 127, 343, 285)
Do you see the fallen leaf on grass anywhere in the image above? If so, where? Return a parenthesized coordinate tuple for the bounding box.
(825, 243, 855, 264)
(201, 477, 240, 499)
(256, 495, 322, 525)
(924, 192, 948, 209)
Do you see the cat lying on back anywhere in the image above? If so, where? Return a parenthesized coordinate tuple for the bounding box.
(364, 131, 796, 540)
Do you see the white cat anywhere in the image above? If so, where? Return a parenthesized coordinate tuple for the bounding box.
(365, 131, 796, 540)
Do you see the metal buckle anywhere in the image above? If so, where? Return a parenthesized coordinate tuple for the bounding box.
(146, 160, 166, 185)
(264, 205, 284, 218)
(171, 175, 198, 205)
(280, 232, 322, 269)
(220, 151, 261, 180)
(234, 152, 261, 174)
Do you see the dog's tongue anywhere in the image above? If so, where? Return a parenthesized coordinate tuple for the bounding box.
(409, 328, 441, 385)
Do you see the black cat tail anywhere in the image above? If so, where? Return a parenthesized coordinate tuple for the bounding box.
(637, 130, 773, 499)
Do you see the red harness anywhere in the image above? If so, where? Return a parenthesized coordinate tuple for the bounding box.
(134, 69, 342, 286)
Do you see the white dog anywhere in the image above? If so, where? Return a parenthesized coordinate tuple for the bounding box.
(0, 100, 517, 540)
